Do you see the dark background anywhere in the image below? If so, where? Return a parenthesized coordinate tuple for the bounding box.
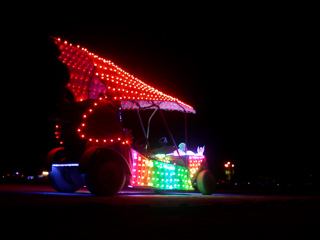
(3, 4, 318, 184)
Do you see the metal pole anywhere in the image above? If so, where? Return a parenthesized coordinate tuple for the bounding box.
(158, 109, 179, 156)
(137, 110, 149, 150)
(184, 110, 188, 152)
(147, 109, 158, 139)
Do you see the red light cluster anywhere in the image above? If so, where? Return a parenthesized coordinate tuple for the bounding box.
(54, 124, 63, 146)
(54, 38, 195, 114)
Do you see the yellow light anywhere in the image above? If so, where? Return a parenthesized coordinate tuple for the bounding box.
(42, 171, 49, 176)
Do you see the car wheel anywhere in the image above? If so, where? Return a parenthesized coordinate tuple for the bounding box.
(84, 157, 126, 196)
(196, 170, 216, 195)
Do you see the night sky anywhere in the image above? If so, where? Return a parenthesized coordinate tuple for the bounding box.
(4, 4, 318, 181)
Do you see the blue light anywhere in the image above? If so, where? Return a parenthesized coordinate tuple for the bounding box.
(52, 163, 80, 167)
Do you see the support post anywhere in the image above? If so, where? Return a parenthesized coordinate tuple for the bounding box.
(137, 110, 150, 150)
(158, 109, 179, 155)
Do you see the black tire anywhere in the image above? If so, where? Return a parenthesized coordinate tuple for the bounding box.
(84, 157, 126, 196)
(49, 166, 83, 193)
(196, 170, 216, 195)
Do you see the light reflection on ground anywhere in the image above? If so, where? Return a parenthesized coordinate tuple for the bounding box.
(1, 183, 319, 208)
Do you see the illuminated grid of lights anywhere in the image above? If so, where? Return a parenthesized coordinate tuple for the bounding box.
(131, 150, 194, 190)
(54, 37, 195, 114)
(189, 155, 204, 179)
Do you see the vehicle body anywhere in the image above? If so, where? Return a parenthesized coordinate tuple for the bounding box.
(45, 37, 216, 196)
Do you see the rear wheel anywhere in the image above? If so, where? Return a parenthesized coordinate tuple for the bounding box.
(49, 166, 83, 193)
(196, 170, 216, 195)
(84, 157, 126, 196)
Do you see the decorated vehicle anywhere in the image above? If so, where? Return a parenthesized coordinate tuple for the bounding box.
(45, 37, 216, 196)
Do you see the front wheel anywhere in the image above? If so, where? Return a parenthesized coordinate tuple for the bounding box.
(84, 157, 126, 196)
(196, 170, 216, 195)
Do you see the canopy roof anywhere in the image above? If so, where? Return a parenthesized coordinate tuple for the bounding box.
(53, 37, 196, 114)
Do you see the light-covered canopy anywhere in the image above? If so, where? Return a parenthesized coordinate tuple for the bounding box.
(54, 37, 196, 114)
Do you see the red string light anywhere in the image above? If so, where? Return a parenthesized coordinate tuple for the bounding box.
(77, 96, 131, 146)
